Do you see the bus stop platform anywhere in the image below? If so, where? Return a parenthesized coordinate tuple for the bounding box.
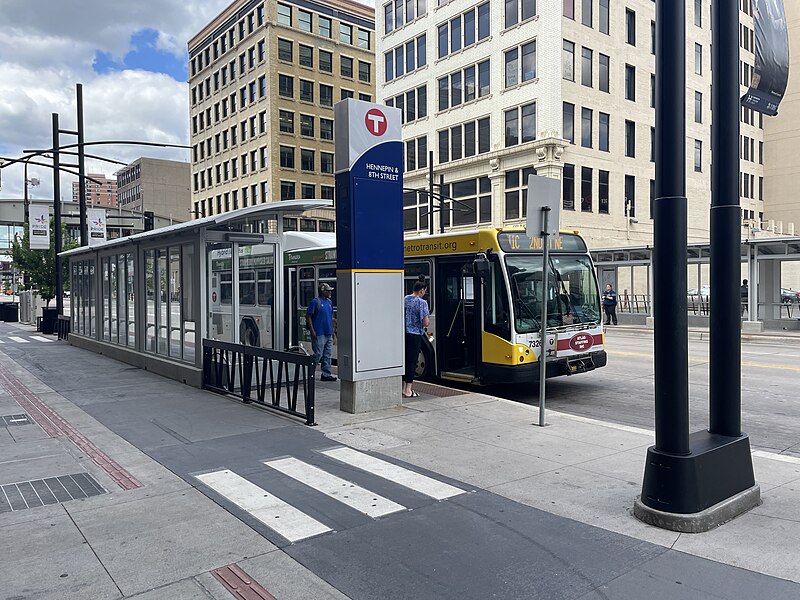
(1, 321, 799, 599)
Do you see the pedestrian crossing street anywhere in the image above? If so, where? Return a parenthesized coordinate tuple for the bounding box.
(194, 447, 465, 543)
(0, 335, 54, 345)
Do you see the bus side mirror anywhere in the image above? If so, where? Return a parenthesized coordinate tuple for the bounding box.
(472, 254, 490, 279)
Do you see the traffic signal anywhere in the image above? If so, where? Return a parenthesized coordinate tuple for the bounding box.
(144, 211, 154, 231)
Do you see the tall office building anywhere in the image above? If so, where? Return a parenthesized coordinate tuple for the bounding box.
(188, 0, 375, 232)
(116, 157, 191, 221)
(380, 0, 766, 248)
(72, 173, 117, 208)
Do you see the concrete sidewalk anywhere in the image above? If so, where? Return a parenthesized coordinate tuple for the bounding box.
(1, 322, 799, 599)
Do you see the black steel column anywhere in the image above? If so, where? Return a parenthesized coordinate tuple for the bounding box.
(653, 0, 689, 455)
(709, 0, 742, 436)
(52, 113, 63, 316)
(77, 83, 88, 247)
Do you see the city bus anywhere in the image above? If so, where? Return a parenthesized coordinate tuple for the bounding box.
(282, 228, 607, 385)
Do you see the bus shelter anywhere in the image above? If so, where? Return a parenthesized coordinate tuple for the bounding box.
(591, 236, 800, 329)
(61, 201, 331, 387)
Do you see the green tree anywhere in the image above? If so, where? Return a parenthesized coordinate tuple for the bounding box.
(10, 219, 77, 307)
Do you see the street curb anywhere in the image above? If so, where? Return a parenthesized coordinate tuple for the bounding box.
(608, 326, 800, 346)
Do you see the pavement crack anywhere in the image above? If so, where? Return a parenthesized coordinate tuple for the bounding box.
(63, 504, 125, 598)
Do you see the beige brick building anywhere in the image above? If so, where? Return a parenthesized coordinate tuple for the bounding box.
(72, 173, 117, 208)
(381, 0, 767, 249)
(763, 0, 800, 235)
(188, 0, 375, 232)
(116, 157, 191, 221)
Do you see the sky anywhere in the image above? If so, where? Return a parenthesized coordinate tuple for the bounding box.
(0, 0, 372, 203)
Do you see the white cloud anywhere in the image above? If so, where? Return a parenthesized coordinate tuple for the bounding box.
(0, 0, 373, 202)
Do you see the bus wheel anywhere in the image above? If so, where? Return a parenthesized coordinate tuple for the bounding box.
(415, 341, 434, 380)
(241, 321, 260, 347)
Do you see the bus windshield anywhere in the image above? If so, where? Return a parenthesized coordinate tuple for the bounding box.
(506, 254, 601, 333)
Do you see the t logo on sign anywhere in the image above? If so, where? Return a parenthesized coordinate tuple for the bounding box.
(365, 108, 387, 136)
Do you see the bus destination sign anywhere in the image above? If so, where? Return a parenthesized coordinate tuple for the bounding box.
(497, 232, 587, 253)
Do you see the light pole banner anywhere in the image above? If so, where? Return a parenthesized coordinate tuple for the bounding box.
(28, 205, 50, 249)
(88, 208, 107, 246)
(742, 0, 789, 116)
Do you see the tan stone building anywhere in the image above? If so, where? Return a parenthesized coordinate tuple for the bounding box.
(72, 173, 117, 208)
(763, 0, 800, 236)
(381, 0, 766, 249)
(188, 0, 375, 232)
(116, 157, 191, 221)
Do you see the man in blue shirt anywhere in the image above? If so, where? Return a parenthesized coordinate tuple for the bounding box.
(306, 283, 336, 381)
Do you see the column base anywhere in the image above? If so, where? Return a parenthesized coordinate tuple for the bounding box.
(340, 376, 403, 414)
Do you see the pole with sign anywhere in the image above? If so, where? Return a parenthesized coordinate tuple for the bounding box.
(87, 208, 107, 246)
(526, 174, 561, 427)
(334, 99, 405, 413)
(28, 205, 50, 250)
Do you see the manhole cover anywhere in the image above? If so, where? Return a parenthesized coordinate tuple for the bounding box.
(2, 414, 32, 426)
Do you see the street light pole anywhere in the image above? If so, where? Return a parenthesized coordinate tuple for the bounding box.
(77, 83, 88, 246)
(52, 113, 63, 316)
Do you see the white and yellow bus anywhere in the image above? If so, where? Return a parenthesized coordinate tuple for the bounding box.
(283, 228, 606, 385)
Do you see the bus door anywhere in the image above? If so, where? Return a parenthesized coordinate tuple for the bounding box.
(436, 259, 479, 380)
(285, 266, 299, 348)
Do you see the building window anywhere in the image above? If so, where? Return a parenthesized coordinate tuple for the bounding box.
(625, 64, 635, 100)
(341, 56, 353, 78)
(319, 16, 331, 37)
(581, 0, 592, 27)
(599, 53, 609, 92)
(563, 40, 575, 81)
(563, 163, 575, 210)
(278, 74, 293, 98)
(695, 0, 702, 27)
(504, 167, 536, 220)
(277, 3, 291, 25)
(300, 114, 314, 137)
(581, 47, 592, 87)
(298, 10, 311, 32)
(321, 186, 334, 201)
(359, 61, 371, 83)
(599, 170, 609, 213)
(320, 118, 333, 140)
(340, 24, 353, 45)
(581, 107, 592, 148)
(299, 44, 313, 68)
(599, 0, 609, 34)
(599, 112, 609, 151)
(301, 149, 315, 172)
(320, 84, 333, 107)
(581, 167, 592, 212)
(694, 43, 702, 74)
(504, 108, 519, 147)
(280, 110, 294, 133)
(694, 139, 702, 172)
(695, 91, 702, 123)
(563, 102, 574, 143)
(280, 181, 295, 200)
(625, 175, 635, 218)
(300, 79, 313, 102)
(321, 152, 334, 174)
(320, 50, 332, 73)
(626, 9, 636, 45)
(625, 120, 635, 157)
(564, 0, 574, 19)
(359, 29, 370, 50)
(280, 145, 295, 169)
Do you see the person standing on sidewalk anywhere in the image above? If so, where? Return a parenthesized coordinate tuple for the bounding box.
(306, 283, 336, 381)
(741, 279, 749, 316)
(602, 284, 618, 325)
(403, 277, 430, 398)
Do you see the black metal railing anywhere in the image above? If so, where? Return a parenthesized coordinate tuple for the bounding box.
(57, 315, 71, 340)
(202, 339, 316, 425)
(617, 293, 652, 314)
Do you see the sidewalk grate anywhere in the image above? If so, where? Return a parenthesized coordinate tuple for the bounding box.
(2, 414, 32, 426)
(413, 382, 468, 398)
(0, 472, 106, 513)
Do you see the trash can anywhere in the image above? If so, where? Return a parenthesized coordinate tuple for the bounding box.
(4, 303, 19, 323)
(41, 307, 58, 334)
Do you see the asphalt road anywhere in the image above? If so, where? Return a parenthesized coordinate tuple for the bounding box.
(497, 329, 800, 457)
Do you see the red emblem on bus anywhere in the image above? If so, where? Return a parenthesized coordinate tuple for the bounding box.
(365, 108, 388, 136)
(569, 333, 593, 352)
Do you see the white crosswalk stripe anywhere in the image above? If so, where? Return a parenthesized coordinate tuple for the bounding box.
(321, 447, 465, 500)
(194, 469, 331, 543)
(31, 335, 53, 343)
(264, 457, 406, 518)
(8, 337, 29, 344)
(0, 340, 5, 344)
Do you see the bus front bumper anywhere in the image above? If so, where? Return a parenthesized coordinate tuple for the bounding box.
(480, 350, 608, 385)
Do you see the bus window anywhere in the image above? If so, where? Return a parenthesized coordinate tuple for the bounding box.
(318, 267, 337, 308)
(220, 272, 232, 305)
(404, 261, 432, 311)
(257, 269, 273, 306)
(299, 267, 315, 308)
(239, 271, 256, 305)
(484, 258, 511, 340)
